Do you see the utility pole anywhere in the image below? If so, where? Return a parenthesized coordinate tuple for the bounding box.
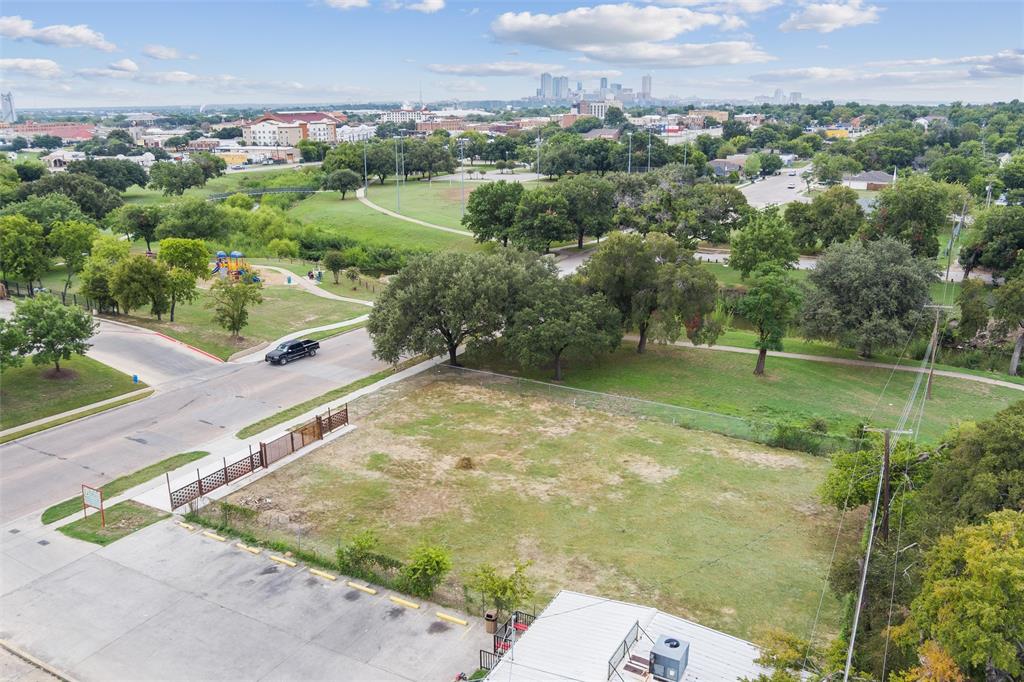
(393, 135, 401, 213)
(627, 132, 633, 174)
(458, 138, 466, 217)
(363, 139, 368, 190)
(646, 127, 652, 172)
(535, 133, 542, 176)
(862, 429, 913, 542)
(923, 304, 955, 400)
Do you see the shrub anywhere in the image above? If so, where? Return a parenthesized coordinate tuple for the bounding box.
(399, 544, 452, 598)
(336, 530, 379, 575)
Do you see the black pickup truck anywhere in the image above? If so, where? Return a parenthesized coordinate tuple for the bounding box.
(265, 339, 320, 365)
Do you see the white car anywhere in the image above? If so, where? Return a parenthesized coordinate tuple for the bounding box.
(787, 183, 796, 189)
(788, 170, 797, 176)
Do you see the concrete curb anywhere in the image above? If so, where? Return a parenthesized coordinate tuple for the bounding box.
(1, 639, 77, 681)
(97, 316, 225, 363)
(0, 388, 154, 442)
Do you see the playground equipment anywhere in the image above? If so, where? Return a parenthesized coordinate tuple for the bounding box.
(212, 250, 261, 282)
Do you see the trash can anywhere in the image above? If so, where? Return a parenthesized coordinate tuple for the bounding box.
(484, 610, 497, 634)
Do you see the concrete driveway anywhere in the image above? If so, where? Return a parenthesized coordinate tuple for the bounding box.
(1, 519, 487, 681)
(739, 170, 811, 208)
(88, 319, 221, 386)
(0, 329, 389, 524)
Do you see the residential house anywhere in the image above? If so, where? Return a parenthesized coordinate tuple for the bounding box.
(709, 158, 742, 176)
(842, 170, 895, 191)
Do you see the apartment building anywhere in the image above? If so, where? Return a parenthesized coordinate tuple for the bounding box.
(242, 111, 344, 146)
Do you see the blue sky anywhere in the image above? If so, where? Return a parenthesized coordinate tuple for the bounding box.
(1, 0, 1022, 108)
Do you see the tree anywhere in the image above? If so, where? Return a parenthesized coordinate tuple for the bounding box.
(212, 126, 243, 140)
(966, 206, 1024, 278)
(10, 293, 96, 373)
(890, 641, 966, 682)
(323, 250, 345, 284)
(737, 265, 802, 375)
(796, 185, 865, 249)
(468, 561, 535, 620)
(0, 193, 90, 238)
(296, 138, 330, 162)
(15, 173, 123, 220)
(344, 267, 361, 288)
(156, 197, 230, 241)
(163, 135, 189, 151)
(461, 180, 524, 246)
(722, 119, 750, 140)
(13, 158, 47, 182)
(801, 238, 934, 357)
(365, 141, 394, 185)
(507, 278, 622, 380)
(895, 510, 1024, 679)
(107, 204, 162, 251)
(79, 235, 129, 314)
(0, 317, 27, 370)
(48, 220, 98, 296)
(955, 278, 989, 342)
(223, 193, 254, 211)
(558, 174, 615, 249)
(67, 158, 148, 191)
(604, 107, 626, 127)
(758, 153, 784, 177)
(149, 161, 207, 196)
(812, 152, 861, 185)
(743, 155, 762, 179)
(866, 174, 951, 258)
(158, 238, 208, 322)
(399, 544, 452, 598)
(190, 152, 227, 180)
(267, 237, 299, 259)
(512, 186, 572, 252)
(0, 215, 49, 292)
(110, 255, 170, 319)
(31, 134, 63, 149)
(728, 208, 799, 279)
(322, 168, 361, 199)
(367, 251, 516, 366)
(579, 232, 721, 353)
(679, 183, 750, 244)
(208, 278, 263, 338)
(993, 278, 1024, 376)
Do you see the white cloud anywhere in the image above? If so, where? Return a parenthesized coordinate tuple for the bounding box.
(571, 69, 624, 79)
(779, 0, 880, 33)
(407, 0, 445, 12)
(109, 58, 139, 72)
(141, 70, 202, 84)
(0, 15, 116, 51)
(868, 49, 1024, 72)
(649, 0, 781, 12)
(142, 44, 195, 60)
(433, 79, 488, 94)
(0, 58, 62, 79)
(426, 61, 563, 76)
(324, 0, 370, 8)
(754, 66, 971, 88)
(583, 40, 773, 67)
(492, 4, 727, 50)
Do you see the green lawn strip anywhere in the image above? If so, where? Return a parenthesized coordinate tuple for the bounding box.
(112, 286, 368, 360)
(0, 390, 153, 446)
(0, 355, 146, 430)
(304, 320, 368, 343)
(41, 450, 209, 524)
(288, 192, 477, 253)
(462, 343, 1020, 443)
(58, 500, 168, 545)
(366, 178, 542, 230)
(235, 355, 427, 439)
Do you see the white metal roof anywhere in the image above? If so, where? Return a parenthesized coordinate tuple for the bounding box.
(485, 591, 770, 682)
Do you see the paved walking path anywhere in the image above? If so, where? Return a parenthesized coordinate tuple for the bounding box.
(355, 187, 473, 236)
(652, 337, 1024, 392)
(257, 265, 375, 306)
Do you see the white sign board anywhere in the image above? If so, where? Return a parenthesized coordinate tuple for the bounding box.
(82, 486, 102, 509)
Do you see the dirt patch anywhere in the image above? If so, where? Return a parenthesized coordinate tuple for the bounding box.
(704, 441, 809, 469)
(621, 456, 679, 483)
(41, 368, 78, 380)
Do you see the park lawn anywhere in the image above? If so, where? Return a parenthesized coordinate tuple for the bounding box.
(123, 168, 317, 205)
(463, 343, 1021, 443)
(59, 501, 168, 545)
(222, 374, 856, 641)
(288, 192, 478, 253)
(366, 177, 541, 230)
(249, 258, 383, 302)
(115, 285, 367, 360)
(0, 355, 145, 430)
(41, 450, 209, 524)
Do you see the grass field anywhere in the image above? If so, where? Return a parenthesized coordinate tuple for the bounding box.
(114, 285, 367, 360)
(123, 167, 316, 205)
(0, 355, 145, 430)
(288, 193, 478, 253)
(366, 178, 541, 230)
(59, 501, 168, 545)
(225, 373, 856, 640)
(464, 343, 1021, 443)
(249, 258, 383, 302)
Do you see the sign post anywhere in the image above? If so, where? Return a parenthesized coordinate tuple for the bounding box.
(81, 484, 105, 527)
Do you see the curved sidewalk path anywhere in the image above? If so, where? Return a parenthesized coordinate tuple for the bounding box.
(355, 187, 473, 237)
(657, 337, 1024, 392)
(257, 265, 375, 307)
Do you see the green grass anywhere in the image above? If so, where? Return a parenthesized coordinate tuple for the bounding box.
(288, 193, 478, 253)
(234, 354, 426, 439)
(304, 320, 368, 343)
(58, 500, 168, 545)
(366, 178, 540, 230)
(464, 343, 1021, 443)
(249, 258, 383, 302)
(124, 168, 315, 206)
(0, 390, 153, 446)
(225, 375, 857, 640)
(41, 450, 209, 524)
(0, 355, 146, 430)
(114, 285, 368, 360)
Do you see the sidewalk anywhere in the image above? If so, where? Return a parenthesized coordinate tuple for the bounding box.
(355, 187, 473, 236)
(257, 265, 375, 307)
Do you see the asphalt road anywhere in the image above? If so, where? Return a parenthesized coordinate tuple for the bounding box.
(0, 328, 388, 524)
(87, 319, 220, 386)
(739, 169, 811, 208)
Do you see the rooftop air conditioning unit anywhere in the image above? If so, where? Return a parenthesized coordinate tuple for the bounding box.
(649, 635, 689, 681)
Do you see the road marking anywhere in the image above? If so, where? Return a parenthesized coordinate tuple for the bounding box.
(436, 612, 468, 626)
(347, 581, 378, 595)
(389, 596, 419, 609)
(235, 542, 261, 554)
(269, 555, 297, 567)
(202, 531, 226, 542)
(309, 568, 337, 581)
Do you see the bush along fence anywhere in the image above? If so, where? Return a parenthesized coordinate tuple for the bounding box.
(167, 404, 348, 511)
(2, 281, 95, 308)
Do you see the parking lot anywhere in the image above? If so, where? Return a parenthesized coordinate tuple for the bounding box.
(0, 519, 487, 681)
(740, 167, 812, 208)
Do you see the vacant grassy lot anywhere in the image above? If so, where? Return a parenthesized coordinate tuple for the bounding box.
(0, 355, 144, 430)
(288, 193, 477, 253)
(464, 344, 1021, 443)
(59, 501, 168, 545)
(366, 178, 542, 231)
(115, 285, 367, 359)
(226, 374, 854, 640)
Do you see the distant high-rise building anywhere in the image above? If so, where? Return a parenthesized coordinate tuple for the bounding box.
(600, 77, 608, 92)
(610, 83, 622, 94)
(540, 73, 553, 99)
(641, 75, 652, 99)
(553, 76, 570, 100)
(0, 93, 15, 124)
(576, 81, 583, 93)
(789, 91, 802, 104)
(773, 88, 785, 104)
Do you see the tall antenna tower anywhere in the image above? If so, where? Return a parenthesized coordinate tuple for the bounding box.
(1, 93, 15, 124)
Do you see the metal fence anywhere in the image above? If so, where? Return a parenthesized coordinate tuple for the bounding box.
(2, 282, 95, 308)
(208, 187, 319, 201)
(168, 404, 349, 510)
(607, 621, 640, 680)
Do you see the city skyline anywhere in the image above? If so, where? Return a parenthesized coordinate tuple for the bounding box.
(0, 0, 1021, 108)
